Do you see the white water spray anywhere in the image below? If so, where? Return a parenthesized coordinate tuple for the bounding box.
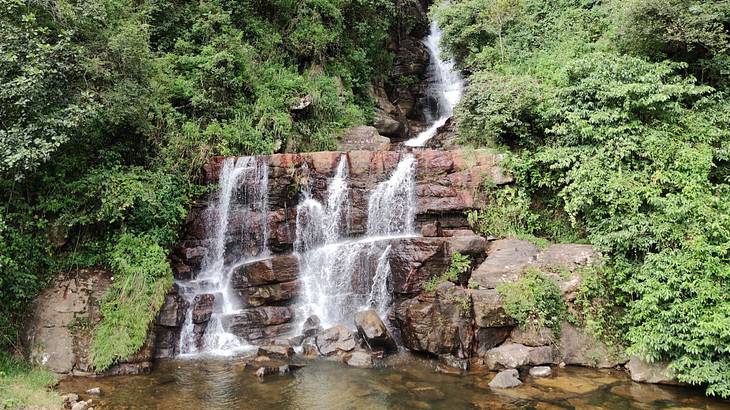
(296, 154, 417, 327)
(178, 157, 269, 355)
(405, 20, 464, 147)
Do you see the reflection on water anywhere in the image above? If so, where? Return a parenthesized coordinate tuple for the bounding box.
(58, 354, 730, 410)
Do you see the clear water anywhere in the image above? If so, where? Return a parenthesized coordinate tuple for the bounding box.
(58, 356, 730, 410)
(405, 20, 464, 147)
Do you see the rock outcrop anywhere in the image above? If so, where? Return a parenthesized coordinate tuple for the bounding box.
(22, 269, 154, 375)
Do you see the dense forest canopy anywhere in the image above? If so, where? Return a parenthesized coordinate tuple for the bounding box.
(1, 0, 729, 399)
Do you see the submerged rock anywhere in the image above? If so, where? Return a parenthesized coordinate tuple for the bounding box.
(354, 310, 396, 353)
(85, 387, 101, 395)
(489, 369, 522, 389)
(346, 351, 374, 368)
(315, 325, 357, 356)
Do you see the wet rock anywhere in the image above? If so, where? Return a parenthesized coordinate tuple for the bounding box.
(626, 356, 677, 385)
(395, 283, 474, 359)
(421, 222, 442, 237)
(230, 255, 299, 288)
(337, 126, 391, 151)
(85, 387, 101, 395)
(438, 354, 468, 372)
(222, 307, 293, 341)
(238, 280, 299, 307)
(346, 351, 374, 368)
(489, 369, 522, 389)
(411, 386, 446, 400)
(474, 327, 513, 357)
(509, 325, 554, 347)
(354, 310, 396, 352)
(191, 293, 215, 324)
(315, 325, 357, 356)
(485, 343, 554, 369)
(559, 322, 627, 368)
(157, 290, 185, 327)
(289, 335, 304, 346)
(529, 366, 552, 378)
(257, 345, 294, 360)
(302, 315, 323, 337)
(302, 338, 319, 357)
(256, 364, 292, 378)
(470, 240, 539, 289)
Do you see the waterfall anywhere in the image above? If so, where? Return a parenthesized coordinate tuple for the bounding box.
(405, 20, 464, 147)
(296, 154, 417, 327)
(178, 156, 269, 355)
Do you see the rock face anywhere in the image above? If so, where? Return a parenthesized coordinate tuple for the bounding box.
(22, 269, 154, 375)
(485, 343, 554, 370)
(222, 306, 294, 341)
(354, 310, 396, 352)
(337, 126, 391, 151)
(395, 282, 475, 359)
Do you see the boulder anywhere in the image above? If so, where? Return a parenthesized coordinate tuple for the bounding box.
(509, 324, 554, 347)
(191, 293, 215, 324)
(485, 343, 554, 369)
(395, 283, 474, 359)
(388, 237, 450, 295)
(469, 289, 514, 328)
(558, 322, 627, 368)
(337, 126, 391, 151)
(626, 356, 677, 385)
(346, 351, 374, 368)
(315, 325, 357, 356)
(222, 307, 293, 341)
(354, 310, 396, 352)
(529, 366, 552, 378)
(489, 369, 522, 389)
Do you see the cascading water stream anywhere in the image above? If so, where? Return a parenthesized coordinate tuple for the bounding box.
(405, 19, 464, 147)
(178, 156, 269, 355)
(296, 154, 417, 327)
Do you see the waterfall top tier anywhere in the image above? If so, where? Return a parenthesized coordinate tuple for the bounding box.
(405, 20, 464, 147)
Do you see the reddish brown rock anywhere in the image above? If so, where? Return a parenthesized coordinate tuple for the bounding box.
(230, 255, 299, 288)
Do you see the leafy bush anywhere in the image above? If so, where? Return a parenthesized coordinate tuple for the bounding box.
(467, 184, 538, 239)
(497, 269, 566, 334)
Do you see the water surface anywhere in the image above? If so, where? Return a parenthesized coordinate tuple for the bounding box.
(58, 355, 730, 409)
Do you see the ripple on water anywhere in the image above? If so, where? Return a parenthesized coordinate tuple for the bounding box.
(57, 356, 730, 410)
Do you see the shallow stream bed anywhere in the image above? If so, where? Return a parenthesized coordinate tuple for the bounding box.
(58, 355, 729, 409)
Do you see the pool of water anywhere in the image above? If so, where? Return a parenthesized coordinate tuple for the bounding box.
(58, 354, 729, 409)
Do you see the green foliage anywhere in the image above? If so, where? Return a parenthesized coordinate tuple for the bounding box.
(467, 184, 537, 238)
(0, 0, 398, 363)
(441, 0, 730, 396)
(497, 269, 566, 334)
(90, 233, 173, 370)
(0, 352, 60, 409)
(424, 252, 472, 292)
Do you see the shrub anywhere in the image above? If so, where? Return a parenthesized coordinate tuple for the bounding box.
(497, 269, 566, 334)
